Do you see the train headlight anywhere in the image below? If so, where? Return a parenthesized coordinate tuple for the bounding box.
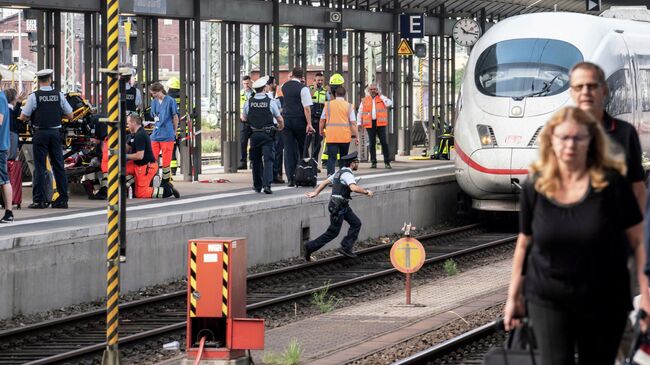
(477, 124, 498, 147)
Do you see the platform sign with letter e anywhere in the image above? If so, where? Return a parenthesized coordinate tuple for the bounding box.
(586, 0, 600, 11)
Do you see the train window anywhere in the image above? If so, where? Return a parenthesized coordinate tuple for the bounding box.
(475, 38, 583, 98)
(605, 69, 634, 116)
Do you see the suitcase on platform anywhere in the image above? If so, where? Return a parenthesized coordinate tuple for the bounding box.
(0, 160, 22, 208)
(294, 134, 318, 187)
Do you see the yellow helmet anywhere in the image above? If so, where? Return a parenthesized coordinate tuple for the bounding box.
(166, 77, 180, 90)
(329, 73, 344, 85)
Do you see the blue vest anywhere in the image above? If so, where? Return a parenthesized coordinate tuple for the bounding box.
(281, 80, 307, 119)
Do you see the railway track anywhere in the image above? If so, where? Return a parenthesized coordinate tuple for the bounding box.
(391, 321, 503, 365)
(0, 224, 516, 364)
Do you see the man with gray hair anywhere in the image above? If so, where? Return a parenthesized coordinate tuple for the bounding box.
(357, 83, 392, 169)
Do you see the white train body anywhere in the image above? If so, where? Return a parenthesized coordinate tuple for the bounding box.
(454, 11, 650, 211)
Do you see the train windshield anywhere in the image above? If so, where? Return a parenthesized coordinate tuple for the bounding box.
(475, 38, 583, 98)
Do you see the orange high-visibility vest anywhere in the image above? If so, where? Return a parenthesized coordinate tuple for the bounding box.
(360, 95, 388, 128)
(322, 99, 354, 143)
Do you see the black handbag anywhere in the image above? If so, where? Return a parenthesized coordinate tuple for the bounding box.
(294, 133, 318, 187)
(483, 320, 540, 365)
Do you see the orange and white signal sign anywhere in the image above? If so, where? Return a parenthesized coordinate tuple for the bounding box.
(390, 237, 425, 273)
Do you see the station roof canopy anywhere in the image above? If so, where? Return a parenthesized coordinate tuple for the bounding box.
(344, 0, 618, 18)
(0, 0, 644, 28)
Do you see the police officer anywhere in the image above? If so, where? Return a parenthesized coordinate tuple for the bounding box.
(20, 69, 74, 209)
(242, 76, 284, 194)
(125, 69, 143, 114)
(303, 151, 373, 261)
(281, 67, 313, 186)
(239, 75, 254, 170)
(310, 72, 327, 161)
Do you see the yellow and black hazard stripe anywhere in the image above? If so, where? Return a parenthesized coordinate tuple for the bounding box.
(8, 64, 18, 72)
(189, 242, 198, 317)
(105, 0, 121, 352)
(221, 243, 229, 317)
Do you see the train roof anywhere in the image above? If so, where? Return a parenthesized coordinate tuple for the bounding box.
(476, 12, 650, 57)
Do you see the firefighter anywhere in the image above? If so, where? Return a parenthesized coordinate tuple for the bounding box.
(320, 86, 358, 176)
(149, 81, 179, 187)
(321, 73, 345, 167)
(20, 69, 74, 209)
(358, 83, 392, 169)
(125, 113, 179, 199)
(310, 72, 327, 162)
(303, 151, 373, 261)
(242, 76, 284, 194)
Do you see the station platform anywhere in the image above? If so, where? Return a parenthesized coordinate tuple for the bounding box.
(0, 158, 458, 318)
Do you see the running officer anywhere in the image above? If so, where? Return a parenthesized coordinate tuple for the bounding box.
(125, 113, 179, 199)
(149, 81, 179, 187)
(19, 69, 74, 209)
(242, 76, 284, 194)
(303, 151, 373, 261)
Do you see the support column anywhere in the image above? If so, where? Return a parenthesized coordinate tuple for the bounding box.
(389, 0, 400, 160)
(221, 23, 242, 173)
(427, 34, 434, 154)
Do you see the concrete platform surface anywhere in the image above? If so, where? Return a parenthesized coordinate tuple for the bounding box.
(0, 158, 452, 240)
(157, 258, 511, 365)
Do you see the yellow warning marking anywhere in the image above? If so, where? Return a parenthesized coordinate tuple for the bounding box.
(398, 39, 414, 56)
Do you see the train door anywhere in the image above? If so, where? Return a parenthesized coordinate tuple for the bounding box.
(619, 32, 650, 153)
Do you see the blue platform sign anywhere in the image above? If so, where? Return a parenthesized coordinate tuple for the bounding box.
(400, 14, 425, 39)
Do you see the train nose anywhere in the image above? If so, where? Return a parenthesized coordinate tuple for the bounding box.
(467, 148, 537, 194)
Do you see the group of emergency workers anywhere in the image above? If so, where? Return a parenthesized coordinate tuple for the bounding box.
(239, 67, 391, 259)
(239, 69, 394, 191)
(83, 68, 182, 202)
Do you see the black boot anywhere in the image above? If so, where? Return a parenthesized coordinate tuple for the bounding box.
(162, 184, 180, 198)
(89, 187, 107, 200)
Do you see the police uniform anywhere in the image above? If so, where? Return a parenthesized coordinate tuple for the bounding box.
(21, 69, 73, 209)
(305, 152, 363, 259)
(310, 84, 327, 160)
(243, 76, 282, 194)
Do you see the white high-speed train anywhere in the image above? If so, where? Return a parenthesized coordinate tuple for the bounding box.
(454, 9, 650, 211)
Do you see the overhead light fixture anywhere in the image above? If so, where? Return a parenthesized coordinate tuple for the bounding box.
(526, 0, 543, 8)
(9, 5, 30, 9)
(208, 19, 222, 22)
(343, 28, 354, 31)
(280, 24, 293, 27)
(120, 12, 136, 16)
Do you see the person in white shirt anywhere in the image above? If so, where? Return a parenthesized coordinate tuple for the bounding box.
(357, 84, 393, 168)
